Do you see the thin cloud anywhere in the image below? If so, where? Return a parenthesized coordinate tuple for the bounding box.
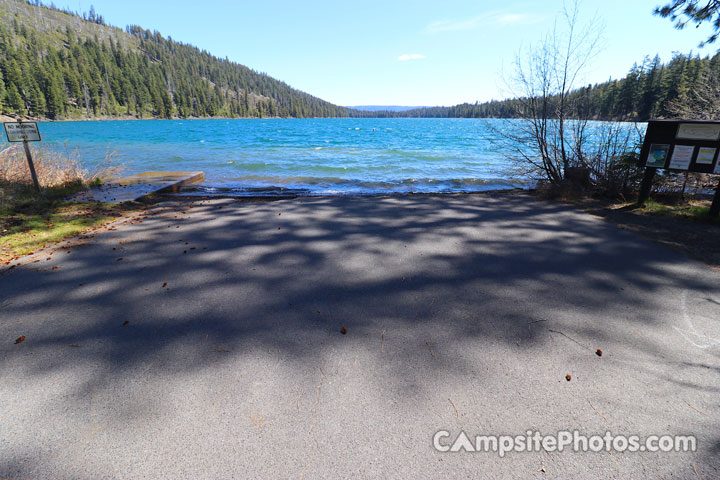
(495, 13, 536, 25)
(398, 54, 426, 61)
(427, 12, 544, 33)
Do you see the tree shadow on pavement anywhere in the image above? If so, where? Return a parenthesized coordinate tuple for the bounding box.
(1, 192, 719, 478)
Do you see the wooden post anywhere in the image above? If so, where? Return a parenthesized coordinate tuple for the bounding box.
(710, 178, 720, 218)
(22, 138, 41, 192)
(637, 168, 655, 206)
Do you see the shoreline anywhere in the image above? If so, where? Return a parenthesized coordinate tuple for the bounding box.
(4, 188, 718, 272)
(0, 114, 280, 123)
(170, 186, 529, 199)
(0, 114, 646, 123)
(0, 115, 439, 123)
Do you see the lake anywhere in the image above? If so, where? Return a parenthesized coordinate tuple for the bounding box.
(14, 118, 528, 195)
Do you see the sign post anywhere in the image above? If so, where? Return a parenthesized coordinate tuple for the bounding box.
(3, 120, 42, 192)
(711, 181, 720, 217)
(637, 120, 720, 217)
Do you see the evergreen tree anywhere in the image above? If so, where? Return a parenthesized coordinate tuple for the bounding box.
(6, 84, 24, 113)
(0, 0, 357, 119)
(44, 73, 66, 119)
(655, 1, 720, 46)
(0, 69, 5, 111)
(638, 55, 663, 119)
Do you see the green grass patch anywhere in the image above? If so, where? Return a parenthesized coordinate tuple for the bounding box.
(639, 198, 720, 225)
(1, 184, 136, 262)
(1, 142, 127, 262)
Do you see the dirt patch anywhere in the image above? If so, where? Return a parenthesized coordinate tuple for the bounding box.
(574, 200, 720, 269)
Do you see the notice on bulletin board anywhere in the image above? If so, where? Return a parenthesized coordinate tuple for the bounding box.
(668, 145, 694, 170)
(676, 123, 720, 141)
(696, 147, 717, 165)
(646, 144, 670, 168)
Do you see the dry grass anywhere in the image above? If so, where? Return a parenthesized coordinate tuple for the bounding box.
(0, 144, 123, 212)
(0, 144, 122, 187)
(86, 149, 125, 184)
(0, 144, 86, 187)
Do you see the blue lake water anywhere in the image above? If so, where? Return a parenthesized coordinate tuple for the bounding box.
(11, 118, 529, 195)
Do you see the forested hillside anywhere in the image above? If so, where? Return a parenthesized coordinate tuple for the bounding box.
(0, 0, 714, 122)
(0, 0, 355, 119)
(399, 52, 720, 121)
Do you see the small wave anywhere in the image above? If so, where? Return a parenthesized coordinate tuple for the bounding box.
(177, 176, 524, 197)
(186, 185, 311, 197)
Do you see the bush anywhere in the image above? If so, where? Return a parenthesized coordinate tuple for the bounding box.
(0, 144, 122, 211)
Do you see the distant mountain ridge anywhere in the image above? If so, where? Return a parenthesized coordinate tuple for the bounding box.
(346, 105, 433, 112)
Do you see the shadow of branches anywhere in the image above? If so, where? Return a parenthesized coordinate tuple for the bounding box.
(1, 193, 718, 478)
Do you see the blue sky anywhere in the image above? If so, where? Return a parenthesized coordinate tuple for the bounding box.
(57, 0, 716, 106)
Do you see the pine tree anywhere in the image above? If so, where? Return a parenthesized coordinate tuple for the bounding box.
(44, 73, 66, 119)
(0, 69, 5, 111)
(655, 1, 720, 46)
(6, 84, 24, 113)
(638, 55, 663, 119)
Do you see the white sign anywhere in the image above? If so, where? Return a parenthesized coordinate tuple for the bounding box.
(696, 147, 717, 165)
(676, 123, 720, 141)
(4, 122, 41, 142)
(668, 145, 694, 170)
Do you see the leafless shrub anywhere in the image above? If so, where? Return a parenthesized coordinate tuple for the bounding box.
(490, 1, 643, 197)
(571, 121, 645, 195)
(498, 0, 604, 185)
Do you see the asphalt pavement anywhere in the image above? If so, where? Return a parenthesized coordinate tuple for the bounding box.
(1, 193, 718, 479)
